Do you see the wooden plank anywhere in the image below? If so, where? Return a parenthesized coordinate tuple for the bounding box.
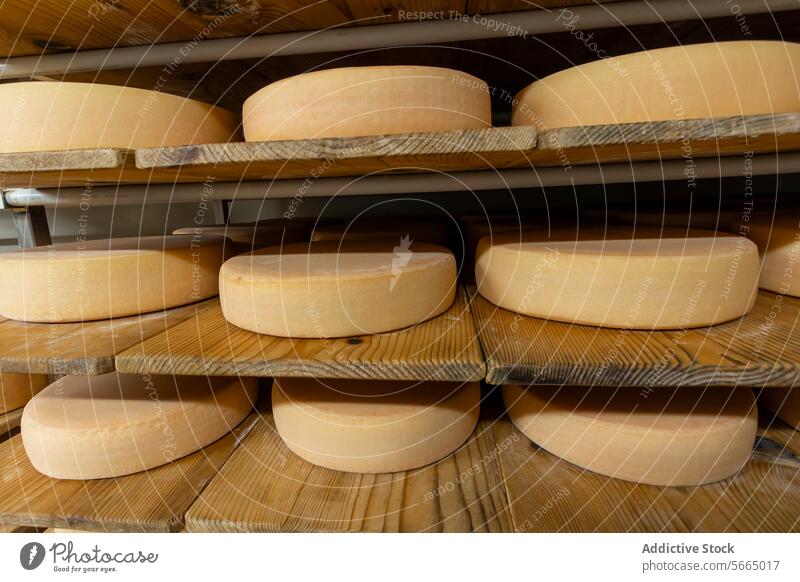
(494, 405, 800, 532)
(115, 289, 485, 382)
(0, 300, 212, 375)
(185, 406, 512, 532)
(0, 408, 261, 532)
(0, 408, 24, 438)
(134, 126, 538, 181)
(470, 288, 800, 387)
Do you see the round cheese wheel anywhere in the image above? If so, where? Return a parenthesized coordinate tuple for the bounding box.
(220, 240, 456, 337)
(21, 372, 258, 479)
(310, 220, 448, 247)
(173, 221, 309, 254)
(273, 377, 480, 473)
(0, 235, 225, 323)
(0, 373, 49, 414)
(0, 81, 239, 153)
(475, 227, 759, 329)
(243, 66, 492, 141)
(759, 388, 800, 429)
(739, 215, 800, 297)
(512, 41, 800, 129)
(503, 384, 757, 486)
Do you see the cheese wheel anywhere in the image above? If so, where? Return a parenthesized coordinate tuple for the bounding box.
(475, 227, 759, 329)
(0, 373, 49, 414)
(21, 372, 258, 479)
(0, 81, 239, 153)
(243, 66, 492, 141)
(503, 385, 757, 486)
(173, 221, 309, 254)
(512, 41, 800, 129)
(0, 235, 225, 323)
(273, 378, 480, 473)
(739, 215, 800, 297)
(220, 240, 456, 337)
(759, 388, 800, 429)
(310, 220, 448, 247)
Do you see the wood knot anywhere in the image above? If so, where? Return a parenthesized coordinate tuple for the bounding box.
(347, 338, 362, 345)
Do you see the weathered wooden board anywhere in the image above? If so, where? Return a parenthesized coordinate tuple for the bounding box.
(470, 288, 800, 387)
(0, 407, 24, 439)
(115, 289, 485, 382)
(0, 408, 260, 532)
(0, 300, 212, 375)
(185, 407, 511, 532)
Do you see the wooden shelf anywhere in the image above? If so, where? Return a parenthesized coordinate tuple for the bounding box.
(0, 407, 23, 438)
(185, 404, 511, 533)
(0, 407, 260, 532)
(3, 113, 799, 189)
(115, 288, 485, 382)
(470, 288, 800, 387)
(0, 300, 211, 375)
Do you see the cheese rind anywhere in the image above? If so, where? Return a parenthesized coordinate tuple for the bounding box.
(512, 41, 800, 129)
(243, 66, 492, 141)
(21, 372, 258, 479)
(0, 81, 238, 153)
(739, 216, 800, 297)
(0, 373, 49, 414)
(503, 384, 757, 486)
(173, 220, 309, 254)
(475, 227, 759, 329)
(0, 235, 225, 323)
(273, 378, 480, 473)
(219, 240, 457, 337)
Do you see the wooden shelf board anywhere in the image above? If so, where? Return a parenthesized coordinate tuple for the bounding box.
(470, 288, 800, 387)
(115, 288, 485, 382)
(0, 407, 23, 439)
(495, 404, 800, 532)
(0, 300, 212, 375)
(0, 408, 260, 532)
(184, 405, 511, 533)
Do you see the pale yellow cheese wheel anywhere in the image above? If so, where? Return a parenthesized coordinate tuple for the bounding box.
(475, 227, 759, 329)
(173, 220, 309, 254)
(512, 41, 800, 129)
(739, 215, 800, 297)
(759, 388, 800, 429)
(220, 240, 456, 337)
(0, 373, 49, 414)
(0, 81, 239, 153)
(503, 385, 757, 486)
(310, 219, 448, 247)
(243, 65, 492, 141)
(22, 372, 258, 479)
(273, 377, 480, 473)
(0, 235, 225, 323)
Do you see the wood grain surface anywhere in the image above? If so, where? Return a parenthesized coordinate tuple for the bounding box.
(115, 289, 485, 382)
(495, 401, 800, 532)
(0, 300, 212, 375)
(470, 288, 800, 387)
(0, 408, 24, 439)
(0, 409, 260, 532)
(185, 405, 511, 532)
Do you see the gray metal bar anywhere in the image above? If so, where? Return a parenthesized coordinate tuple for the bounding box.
(10, 206, 52, 248)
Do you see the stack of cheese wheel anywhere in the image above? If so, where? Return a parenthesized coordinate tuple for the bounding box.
(738, 214, 800, 297)
(475, 227, 759, 329)
(243, 65, 492, 141)
(310, 219, 448, 247)
(174, 218, 311, 255)
(220, 240, 456, 337)
(759, 388, 800, 430)
(273, 377, 480, 473)
(0, 81, 238, 153)
(512, 41, 800, 129)
(0, 373, 49, 414)
(22, 372, 258, 479)
(0, 235, 225, 323)
(503, 385, 757, 486)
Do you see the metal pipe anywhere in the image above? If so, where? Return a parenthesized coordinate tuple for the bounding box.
(4, 152, 796, 208)
(1, 0, 795, 79)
